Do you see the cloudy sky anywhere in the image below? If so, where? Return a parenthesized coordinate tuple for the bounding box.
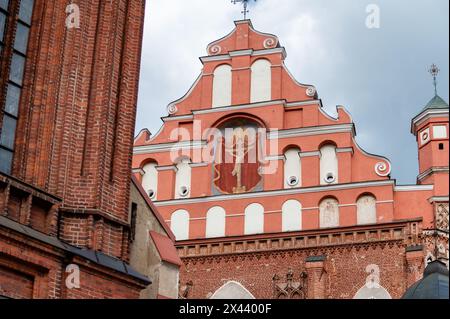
(136, 0, 449, 184)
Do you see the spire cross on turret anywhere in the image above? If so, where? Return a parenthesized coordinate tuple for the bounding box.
(231, 0, 256, 20)
(429, 64, 440, 96)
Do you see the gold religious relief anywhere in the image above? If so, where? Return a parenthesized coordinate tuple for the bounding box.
(213, 119, 262, 195)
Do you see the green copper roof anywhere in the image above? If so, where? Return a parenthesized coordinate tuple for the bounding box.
(422, 94, 449, 112)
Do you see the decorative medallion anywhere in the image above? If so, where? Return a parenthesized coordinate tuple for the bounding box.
(167, 104, 178, 115)
(306, 86, 316, 97)
(209, 44, 222, 55)
(374, 161, 391, 177)
(420, 128, 431, 146)
(263, 37, 277, 49)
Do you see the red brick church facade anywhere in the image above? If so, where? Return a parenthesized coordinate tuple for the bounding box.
(0, 0, 149, 298)
(133, 20, 449, 299)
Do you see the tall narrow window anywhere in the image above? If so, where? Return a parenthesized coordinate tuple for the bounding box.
(319, 198, 339, 228)
(175, 158, 191, 199)
(356, 195, 377, 225)
(212, 64, 232, 108)
(171, 210, 190, 241)
(250, 59, 271, 103)
(142, 162, 158, 200)
(0, 0, 35, 174)
(284, 148, 301, 188)
(282, 200, 302, 232)
(320, 144, 338, 185)
(244, 203, 264, 235)
(206, 206, 226, 238)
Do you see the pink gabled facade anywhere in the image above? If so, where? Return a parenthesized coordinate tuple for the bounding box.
(133, 20, 449, 299)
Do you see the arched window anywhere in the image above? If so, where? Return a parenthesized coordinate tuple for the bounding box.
(320, 144, 338, 185)
(206, 206, 226, 238)
(142, 162, 158, 200)
(284, 148, 301, 188)
(282, 200, 302, 232)
(357, 195, 377, 225)
(319, 197, 339, 228)
(212, 65, 232, 108)
(210, 281, 255, 299)
(244, 203, 264, 235)
(171, 210, 189, 240)
(251, 59, 271, 103)
(175, 158, 191, 199)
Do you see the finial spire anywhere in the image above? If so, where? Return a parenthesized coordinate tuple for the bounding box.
(232, 0, 256, 20)
(429, 64, 440, 96)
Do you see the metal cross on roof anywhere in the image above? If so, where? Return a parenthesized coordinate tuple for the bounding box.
(231, 0, 256, 20)
(429, 64, 440, 96)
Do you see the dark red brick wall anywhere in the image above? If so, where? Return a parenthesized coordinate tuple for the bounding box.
(0, 264, 34, 299)
(0, 228, 144, 299)
(180, 243, 408, 299)
(9, 0, 146, 258)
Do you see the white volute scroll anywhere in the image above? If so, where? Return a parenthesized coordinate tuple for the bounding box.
(250, 59, 272, 103)
(212, 65, 232, 108)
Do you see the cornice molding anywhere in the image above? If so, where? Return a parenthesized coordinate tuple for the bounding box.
(411, 109, 449, 134)
(154, 180, 395, 207)
(133, 140, 206, 155)
(417, 167, 449, 182)
(175, 219, 421, 261)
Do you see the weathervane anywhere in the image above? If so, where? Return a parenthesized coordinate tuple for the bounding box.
(231, 0, 256, 20)
(429, 64, 440, 96)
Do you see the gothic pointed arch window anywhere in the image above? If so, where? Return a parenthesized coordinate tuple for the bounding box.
(212, 64, 232, 108)
(251, 59, 272, 103)
(206, 206, 226, 238)
(319, 197, 339, 228)
(210, 281, 255, 299)
(356, 194, 377, 225)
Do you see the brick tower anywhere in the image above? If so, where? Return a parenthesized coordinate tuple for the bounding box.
(0, 0, 149, 298)
(411, 65, 449, 267)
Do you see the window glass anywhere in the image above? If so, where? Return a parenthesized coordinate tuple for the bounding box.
(0, 12, 6, 42)
(0, 115, 17, 149)
(0, 0, 8, 10)
(14, 22, 29, 54)
(0, 148, 13, 174)
(9, 53, 25, 85)
(5, 84, 21, 116)
(19, 0, 34, 24)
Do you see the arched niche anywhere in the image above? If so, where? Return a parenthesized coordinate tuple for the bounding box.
(212, 64, 232, 108)
(206, 206, 226, 238)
